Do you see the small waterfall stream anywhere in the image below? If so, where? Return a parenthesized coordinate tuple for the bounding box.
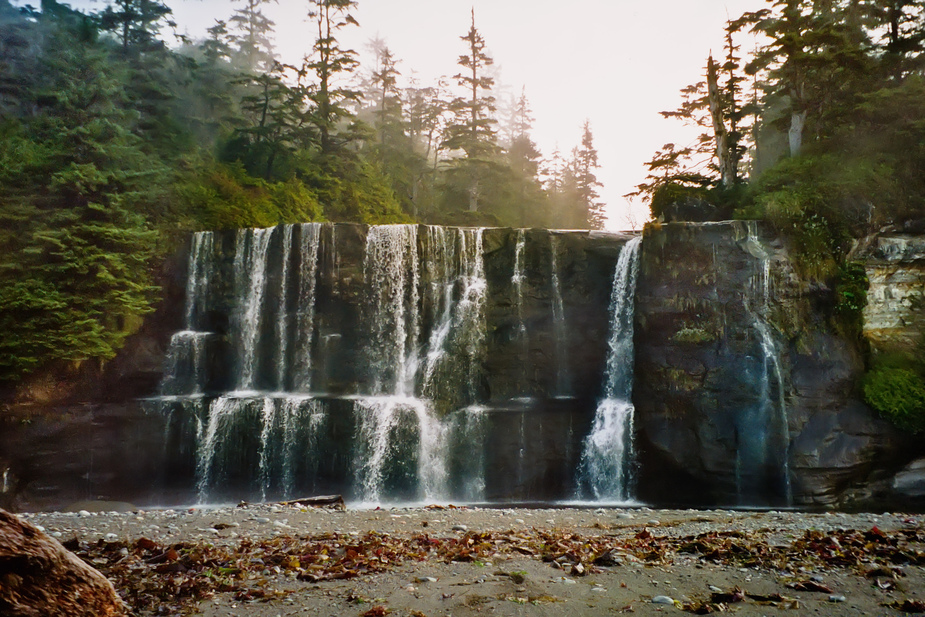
(550, 236, 571, 396)
(274, 225, 294, 391)
(160, 232, 214, 396)
(233, 228, 273, 392)
(511, 230, 529, 483)
(739, 224, 793, 506)
(577, 236, 642, 501)
(293, 224, 322, 392)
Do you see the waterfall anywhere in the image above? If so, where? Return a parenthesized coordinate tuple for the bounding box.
(512, 230, 528, 387)
(156, 223, 641, 506)
(274, 226, 294, 391)
(195, 396, 238, 503)
(364, 225, 421, 396)
(160, 232, 214, 396)
(352, 225, 488, 503)
(550, 235, 571, 396)
(352, 396, 450, 504)
(168, 225, 324, 503)
(420, 228, 487, 405)
(577, 235, 642, 501)
(292, 223, 322, 392)
(451, 229, 487, 402)
(420, 226, 458, 393)
(184, 232, 213, 328)
(233, 228, 273, 392)
(160, 331, 210, 396)
(739, 223, 793, 506)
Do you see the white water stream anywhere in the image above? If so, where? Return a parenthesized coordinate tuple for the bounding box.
(578, 236, 642, 501)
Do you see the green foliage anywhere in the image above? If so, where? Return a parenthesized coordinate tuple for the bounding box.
(173, 160, 324, 230)
(863, 367, 925, 434)
(672, 327, 716, 344)
(442, 9, 498, 162)
(0, 6, 162, 381)
(833, 261, 869, 339)
(97, 0, 173, 53)
(745, 154, 891, 280)
(650, 181, 712, 220)
(332, 159, 409, 225)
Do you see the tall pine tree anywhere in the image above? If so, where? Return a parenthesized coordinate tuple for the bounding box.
(443, 9, 499, 213)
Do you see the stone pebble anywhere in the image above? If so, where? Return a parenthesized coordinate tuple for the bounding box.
(19, 506, 925, 555)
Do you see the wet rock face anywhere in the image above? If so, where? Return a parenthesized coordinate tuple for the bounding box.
(892, 458, 925, 499)
(0, 403, 171, 513)
(0, 509, 127, 616)
(633, 222, 911, 508)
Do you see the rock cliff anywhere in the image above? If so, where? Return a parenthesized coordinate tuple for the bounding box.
(634, 222, 921, 508)
(2, 222, 924, 510)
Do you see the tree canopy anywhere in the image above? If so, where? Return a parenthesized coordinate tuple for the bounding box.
(634, 0, 925, 248)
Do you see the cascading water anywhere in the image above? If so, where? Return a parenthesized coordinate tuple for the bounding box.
(353, 226, 488, 503)
(420, 226, 457, 391)
(550, 235, 571, 396)
(155, 225, 331, 504)
(153, 223, 635, 506)
(512, 229, 528, 383)
(195, 396, 239, 503)
(293, 224, 322, 392)
(160, 232, 214, 396)
(738, 223, 793, 506)
(420, 228, 487, 405)
(233, 228, 273, 392)
(363, 225, 421, 396)
(511, 230, 529, 483)
(577, 235, 642, 502)
(274, 225, 294, 391)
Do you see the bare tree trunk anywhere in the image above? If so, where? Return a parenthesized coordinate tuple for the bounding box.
(788, 110, 806, 157)
(707, 55, 735, 187)
(468, 176, 479, 212)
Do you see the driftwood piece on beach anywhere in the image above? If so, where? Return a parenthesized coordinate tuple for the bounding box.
(0, 508, 127, 616)
(275, 495, 346, 509)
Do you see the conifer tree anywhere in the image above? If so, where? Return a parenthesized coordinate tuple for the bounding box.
(506, 88, 546, 226)
(370, 44, 403, 144)
(364, 44, 427, 215)
(305, 0, 361, 155)
(443, 9, 499, 212)
(0, 21, 160, 380)
(569, 121, 605, 229)
(228, 0, 276, 72)
(98, 0, 173, 53)
(740, 0, 871, 156)
(231, 62, 305, 180)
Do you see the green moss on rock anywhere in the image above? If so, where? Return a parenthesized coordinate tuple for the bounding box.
(863, 367, 925, 433)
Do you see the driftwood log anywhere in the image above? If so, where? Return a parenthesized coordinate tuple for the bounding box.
(275, 495, 346, 509)
(0, 508, 127, 616)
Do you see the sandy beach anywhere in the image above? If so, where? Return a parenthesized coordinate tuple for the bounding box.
(16, 503, 925, 616)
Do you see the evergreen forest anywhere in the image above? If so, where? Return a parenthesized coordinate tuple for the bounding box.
(0, 0, 605, 382)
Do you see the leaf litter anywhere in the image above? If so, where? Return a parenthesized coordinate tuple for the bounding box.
(63, 521, 925, 615)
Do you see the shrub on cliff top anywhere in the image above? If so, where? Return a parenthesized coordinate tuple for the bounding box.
(863, 368, 925, 434)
